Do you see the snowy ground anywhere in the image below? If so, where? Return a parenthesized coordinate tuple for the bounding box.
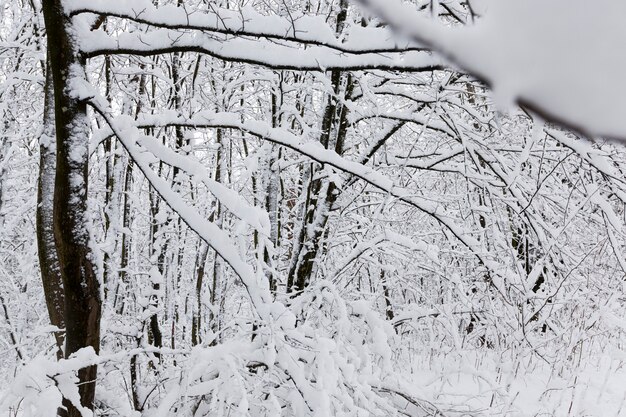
(396, 351, 626, 417)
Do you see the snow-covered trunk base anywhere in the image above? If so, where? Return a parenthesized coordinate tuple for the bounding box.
(42, 0, 101, 415)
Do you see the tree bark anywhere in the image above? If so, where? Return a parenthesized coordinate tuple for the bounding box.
(42, 1, 102, 414)
(192, 242, 209, 346)
(286, 1, 352, 293)
(37, 58, 65, 360)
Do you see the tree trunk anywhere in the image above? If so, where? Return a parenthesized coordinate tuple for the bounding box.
(208, 128, 225, 343)
(114, 159, 133, 315)
(192, 242, 209, 346)
(286, 1, 351, 294)
(37, 58, 65, 360)
(42, 1, 102, 414)
(287, 71, 354, 293)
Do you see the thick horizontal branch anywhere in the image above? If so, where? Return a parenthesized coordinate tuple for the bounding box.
(67, 0, 427, 56)
(80, 29, 444, 72)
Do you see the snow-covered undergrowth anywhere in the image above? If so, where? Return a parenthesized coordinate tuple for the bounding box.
(3, 280, 625, 417)
(5, 337, 626, 416)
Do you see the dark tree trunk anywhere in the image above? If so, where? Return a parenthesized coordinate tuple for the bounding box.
(192, 242, 209, 346)
(42, 1, 102, 414)
(37, 58, 65, 360)
(380, 268, 395, 322)
(115, 159, 133, 315)
(287, 71, 354, 293)
(286, 1, 352, 294)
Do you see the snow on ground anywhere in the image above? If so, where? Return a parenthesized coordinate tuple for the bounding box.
(398, 350, 626, 417)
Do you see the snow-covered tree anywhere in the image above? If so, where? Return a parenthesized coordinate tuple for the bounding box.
(0, 1, 625, 416)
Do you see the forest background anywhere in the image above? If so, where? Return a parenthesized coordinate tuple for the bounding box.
(0, 0, 625, 416)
